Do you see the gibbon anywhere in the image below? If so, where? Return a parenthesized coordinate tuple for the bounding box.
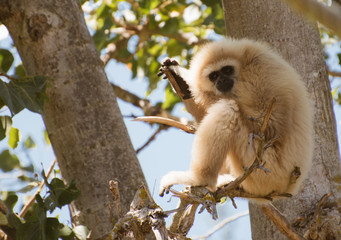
(159, 38, 314, 199)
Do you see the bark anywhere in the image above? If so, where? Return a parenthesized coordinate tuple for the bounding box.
(222, 0, 341, 239)
(0, 0, 146, 239)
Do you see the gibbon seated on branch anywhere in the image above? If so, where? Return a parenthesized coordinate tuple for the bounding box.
(159, 38, 314, 199)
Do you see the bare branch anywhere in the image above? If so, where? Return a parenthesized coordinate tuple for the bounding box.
(134, 116, 196, 134)
(261, 204, 305, 240)
(328, 68, 341, 78)
(109, 180, 123, 225)
(136, 127, 163, 154)
(111, 185, 170, 240)
(19, 159, 57, 218)
(303, 193, 332, 239)
(192, 210, 249, 239)
(112, 83, 187, 122)
(282, 0, 341, 37)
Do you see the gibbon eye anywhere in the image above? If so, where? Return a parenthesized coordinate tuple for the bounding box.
(209, 71, 219, 82)
(221, 66, 234, 75)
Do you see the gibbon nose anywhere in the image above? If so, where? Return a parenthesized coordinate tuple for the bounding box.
(216, 77, 234, 93)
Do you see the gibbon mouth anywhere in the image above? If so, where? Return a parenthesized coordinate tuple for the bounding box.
(216, 78, 234, 93)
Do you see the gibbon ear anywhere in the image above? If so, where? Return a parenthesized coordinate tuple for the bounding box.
(241, 47, 261, 67)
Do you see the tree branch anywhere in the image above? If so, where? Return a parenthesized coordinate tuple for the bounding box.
(192, 210, 249, 239)
(261, 204, 305, 240)
(282, 0, 341, 37)
(135, 127, 163, 154)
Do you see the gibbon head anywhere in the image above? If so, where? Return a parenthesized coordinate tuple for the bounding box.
(186, 38, 265, 106)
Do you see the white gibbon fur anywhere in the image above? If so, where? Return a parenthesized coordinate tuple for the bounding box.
(159, 38, 314, 199)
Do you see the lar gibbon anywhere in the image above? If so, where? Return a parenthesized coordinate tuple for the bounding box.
(159, 38, 314, 199)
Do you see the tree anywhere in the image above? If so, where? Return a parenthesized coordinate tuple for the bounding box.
(0, 0, 146, 239)
(222, 0, 341, 238)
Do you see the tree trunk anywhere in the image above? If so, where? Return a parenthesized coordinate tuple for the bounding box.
(0, 0, 146, 239)
(222, 0, 341, 239)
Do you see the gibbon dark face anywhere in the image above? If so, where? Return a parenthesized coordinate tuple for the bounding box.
(208, 65, 235, 93)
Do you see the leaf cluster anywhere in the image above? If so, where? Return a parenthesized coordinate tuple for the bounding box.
(1, 176, 86, 240)
(84, 0, 225, 112)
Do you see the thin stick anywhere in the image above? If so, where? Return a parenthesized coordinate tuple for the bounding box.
(260, 98, 276, 134)
(109, 180, 123, 225)
(215, 99, 277, 199)
(192, 210, 249, 239)
(19, 159, 57, 218)
(136, 127, 163, 154)
(134, 116, 196, 134)
(261, 204, 304, 240)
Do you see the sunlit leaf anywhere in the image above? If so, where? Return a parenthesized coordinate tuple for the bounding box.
(8, 127, 20, 149)
(44, 130, 51, 146)
(73, 225, 90, 240)
(0, 150, 20, 172)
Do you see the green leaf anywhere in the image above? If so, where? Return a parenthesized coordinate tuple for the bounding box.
(17, 182, 39, 193)
(161, 18, 179, 35)
(44, 177, 80, 212)
(8, 127, 20, 149)
(3, 193, 22, 229)
(0, 211, 8, 225)
(14, 64, 26, 78)
(24, 136, 36, 149)
(0, 75, 49, 116)
(45, 218, 68, 240)
(0, 49, 14, 73)
(0, 115, 12, 141)
(0, 149, 20, 172)
(17, 221, 42, 240)
(338, 53, 341, 65)
(3, 192, 18, 211)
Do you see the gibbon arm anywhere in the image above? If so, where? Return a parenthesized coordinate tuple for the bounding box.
(159, 99, 240, 196)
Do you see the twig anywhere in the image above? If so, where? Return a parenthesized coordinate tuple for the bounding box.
(136, 127, 163, 154)
(109, 180, 123, 226)
(215, 98, 277, 201)
(261, 203, 304, 240)
(19, 159, 57, 218)
(134, 116, 196, 134)
(112, 83, 192, 123)
(191, 210, 249, 239)
(304, 193, 332, 239)
(327, 67, 341, 78)
(282, 0, 341, 38)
